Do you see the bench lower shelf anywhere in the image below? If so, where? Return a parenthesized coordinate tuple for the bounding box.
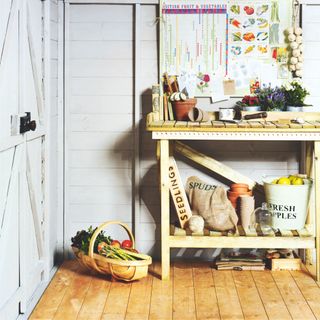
(168, 224, 315, 249)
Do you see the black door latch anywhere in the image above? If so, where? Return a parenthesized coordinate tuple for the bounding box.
(20, 112, 36, 134)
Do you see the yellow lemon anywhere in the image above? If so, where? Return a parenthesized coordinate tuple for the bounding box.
(277, 177, 291, 185)
(288, 175, 297, 183)
(292, 177, 304, 185)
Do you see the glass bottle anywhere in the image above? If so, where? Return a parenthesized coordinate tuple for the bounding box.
(254, 202, 272, 234)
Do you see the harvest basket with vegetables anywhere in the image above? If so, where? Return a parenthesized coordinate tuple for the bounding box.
(71, 221, 152, 281)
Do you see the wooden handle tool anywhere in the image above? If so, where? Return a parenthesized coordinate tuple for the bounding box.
(243, 112, 267, 120)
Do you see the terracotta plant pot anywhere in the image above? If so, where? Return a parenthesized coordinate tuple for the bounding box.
(230, 183, 249, 193)
(172, 99, 197, 121)
(227, 190, 252, 197)
(227, 184, 252, 211)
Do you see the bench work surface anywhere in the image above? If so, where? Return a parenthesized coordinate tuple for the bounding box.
(147, 119, 320, 131)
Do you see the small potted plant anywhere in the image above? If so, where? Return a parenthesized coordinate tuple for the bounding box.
(236, 95, 261, 111)
(282, 79, 310, 112)
(255, 85, 286, 111)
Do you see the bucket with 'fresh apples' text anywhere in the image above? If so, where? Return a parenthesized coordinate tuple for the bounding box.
(263, 176, 313, 230)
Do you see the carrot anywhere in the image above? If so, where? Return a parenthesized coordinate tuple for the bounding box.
(231, 18, 241, 28)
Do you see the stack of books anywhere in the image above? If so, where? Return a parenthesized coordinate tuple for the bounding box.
(215, 252, 265, 271)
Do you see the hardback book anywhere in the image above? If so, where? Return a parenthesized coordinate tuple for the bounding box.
(152, 84, 160, 120)
(168, 100, 174, 120)
(215, 251, 265, 270)
(163, 94, 169, 121)
(216, 264, 265, 271)
(218, 252, 264, 263)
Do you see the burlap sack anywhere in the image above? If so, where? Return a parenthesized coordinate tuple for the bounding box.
(186, 176, 238, 231)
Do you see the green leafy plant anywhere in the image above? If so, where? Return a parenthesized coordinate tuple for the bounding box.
(282, 79, 309, 106)
(71, 226, 113, 254)
(255, 85, 286, 111)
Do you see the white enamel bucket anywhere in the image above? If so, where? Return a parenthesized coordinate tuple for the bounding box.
(263, 176, 313, 230)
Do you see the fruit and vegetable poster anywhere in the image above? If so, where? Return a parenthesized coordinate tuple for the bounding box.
(160, 0, 292, 97)
(161, 0, 228, 97)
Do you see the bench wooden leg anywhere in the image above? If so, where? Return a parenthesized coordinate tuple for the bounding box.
(160, 139, 170, 280)
(304, 141, 314, 265)
(314, 141, 320, 281)
(161, 239, 170, 280)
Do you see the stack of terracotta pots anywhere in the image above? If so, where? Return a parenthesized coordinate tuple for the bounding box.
(227, 183, 252, 212)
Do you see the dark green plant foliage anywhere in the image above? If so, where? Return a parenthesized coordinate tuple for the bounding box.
(71, 226, 113, 254)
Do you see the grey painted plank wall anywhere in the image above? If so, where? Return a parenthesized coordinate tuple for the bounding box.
(65, 3, 319, 259)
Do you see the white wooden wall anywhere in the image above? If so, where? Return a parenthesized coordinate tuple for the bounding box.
(65, 3, 133, 246)
(64, 2, 320, 260)
(303, 4, 320, 109)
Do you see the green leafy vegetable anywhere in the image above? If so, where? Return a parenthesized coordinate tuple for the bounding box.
(71, 226, 113, 254)
(257, 5, 268, 16)
(232, 32, 242, 42)
(100, 245, 149, 261)
(230, 5, 240, 14)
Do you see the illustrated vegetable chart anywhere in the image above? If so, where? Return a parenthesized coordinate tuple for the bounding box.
(229, 2, 271, 59)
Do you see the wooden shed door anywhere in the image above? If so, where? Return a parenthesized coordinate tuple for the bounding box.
(0, 0, 46, 318)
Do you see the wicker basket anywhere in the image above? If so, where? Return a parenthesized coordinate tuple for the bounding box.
(72, 221, 152, 281)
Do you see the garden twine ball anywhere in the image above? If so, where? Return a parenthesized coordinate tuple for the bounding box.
(288, 34, 296, 42)
(292, 49, 300, 57)
(188, 215, 205, 233)
(289, 64, 296, 71)
(290, 57, 298, 65)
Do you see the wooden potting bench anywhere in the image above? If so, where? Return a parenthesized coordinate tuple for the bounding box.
(146, 112, 320, 280)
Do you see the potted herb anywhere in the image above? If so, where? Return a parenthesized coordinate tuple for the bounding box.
(255, 85, 286, 111)
(236, 95, 261, 111)
(282, 79, 310, 112)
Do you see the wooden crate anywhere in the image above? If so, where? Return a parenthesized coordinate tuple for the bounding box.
(269, 252, 301, 271)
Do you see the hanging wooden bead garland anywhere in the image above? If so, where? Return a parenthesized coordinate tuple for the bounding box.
(286, 0, 303, 78)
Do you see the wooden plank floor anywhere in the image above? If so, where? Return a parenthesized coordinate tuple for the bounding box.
(30, 260, 320, 320)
